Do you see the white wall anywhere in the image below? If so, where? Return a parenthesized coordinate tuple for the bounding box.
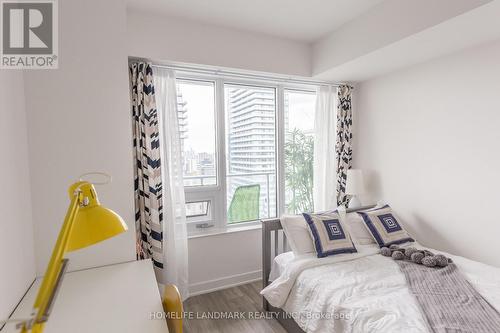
(126, 9, 311, 77)
(24, 0, 136, 275)
(188, 229, 261, 295)
(355, 39, 500, 267)
(0, 72, 36, 319)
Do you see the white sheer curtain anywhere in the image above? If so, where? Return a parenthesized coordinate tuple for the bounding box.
(153, 67, 189, 300)
(313, 85, 338, 211)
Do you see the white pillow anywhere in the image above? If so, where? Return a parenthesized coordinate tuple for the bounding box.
(280, 214, 315, 255)
(344, 212, 376, 245)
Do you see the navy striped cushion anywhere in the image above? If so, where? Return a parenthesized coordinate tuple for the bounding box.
(357, 205, 414, 248)
(303, 211, 357, 258)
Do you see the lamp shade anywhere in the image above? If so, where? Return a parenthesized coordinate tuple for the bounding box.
(66, 181, 128, 252)
(345, 169, 365, 195)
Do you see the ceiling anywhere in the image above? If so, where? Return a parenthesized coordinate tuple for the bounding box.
(126, 0, 386, 42)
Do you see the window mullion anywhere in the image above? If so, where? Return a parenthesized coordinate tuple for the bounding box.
(215, 78, 228, 228)
(277, 85, 286, 217)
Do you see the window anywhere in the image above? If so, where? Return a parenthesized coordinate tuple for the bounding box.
(224, 85, 277, 223)
(174, 74, 317, 232)
(185, 200, 211, 218)
(176, 80, 217, 187)
(284, 90, 316, 214)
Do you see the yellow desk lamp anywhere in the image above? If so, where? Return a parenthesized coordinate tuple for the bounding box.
(13, 173, 128, 333)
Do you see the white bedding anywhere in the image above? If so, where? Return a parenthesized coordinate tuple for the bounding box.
(261, 243, 500, 333)
(269, 251, 295, 282)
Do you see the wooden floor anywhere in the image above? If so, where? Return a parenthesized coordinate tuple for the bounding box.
(183, 281, 287, 333)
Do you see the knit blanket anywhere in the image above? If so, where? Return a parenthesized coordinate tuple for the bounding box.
(397, 261, 500, 333)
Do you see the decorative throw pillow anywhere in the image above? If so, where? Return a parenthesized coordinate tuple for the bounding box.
(302, 211, 357, 258)
(357, 205, 414, 248)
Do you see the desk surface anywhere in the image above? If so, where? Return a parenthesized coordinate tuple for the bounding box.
(3, 260, 168, 333)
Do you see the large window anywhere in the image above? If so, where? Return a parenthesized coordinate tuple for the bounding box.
(174, 74, 317, 231)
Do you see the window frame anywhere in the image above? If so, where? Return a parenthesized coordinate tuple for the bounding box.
(175, 71, 317, 235)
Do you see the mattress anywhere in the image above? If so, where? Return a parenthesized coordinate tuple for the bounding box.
(262, 243, 500, 333)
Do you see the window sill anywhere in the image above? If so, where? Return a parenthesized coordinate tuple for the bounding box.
(188, 223, 262, 239)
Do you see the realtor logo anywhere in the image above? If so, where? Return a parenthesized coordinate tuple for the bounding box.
(1, 0, 58, 68)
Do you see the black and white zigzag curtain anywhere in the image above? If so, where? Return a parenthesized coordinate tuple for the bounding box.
(335, 85, 353, 206)
(129, 62, 164, 271)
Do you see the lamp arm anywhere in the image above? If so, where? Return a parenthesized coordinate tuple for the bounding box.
(21, 191, 82, 332)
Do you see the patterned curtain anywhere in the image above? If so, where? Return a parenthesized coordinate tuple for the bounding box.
(335, 85, 353, 206)
(129, 62, 164, 272)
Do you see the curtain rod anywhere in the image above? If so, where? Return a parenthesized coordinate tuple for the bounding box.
(145, 62, 349, 88)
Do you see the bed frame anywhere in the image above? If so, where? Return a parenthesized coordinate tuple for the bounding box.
(261, 205, 376, 332)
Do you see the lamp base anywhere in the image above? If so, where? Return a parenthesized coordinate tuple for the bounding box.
(348, 196, 362, 209)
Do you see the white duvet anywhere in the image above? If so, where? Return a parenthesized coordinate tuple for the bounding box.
(261, 244, 500, 333)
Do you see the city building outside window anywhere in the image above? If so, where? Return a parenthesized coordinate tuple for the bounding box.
(170, 74, 317, 233)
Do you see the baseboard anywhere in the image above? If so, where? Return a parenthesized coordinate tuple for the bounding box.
(189, 270, 262, 297)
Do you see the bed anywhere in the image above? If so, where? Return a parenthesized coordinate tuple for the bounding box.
(261, 207, 500, 333)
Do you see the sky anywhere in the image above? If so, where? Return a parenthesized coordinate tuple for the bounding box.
(177, 81, 216, 153)
(286, 90, 316, 132)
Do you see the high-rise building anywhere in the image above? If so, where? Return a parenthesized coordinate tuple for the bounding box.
(226, 87, 276, 218)
(176, 90, 190, 183)
(176, 89, 188, 143)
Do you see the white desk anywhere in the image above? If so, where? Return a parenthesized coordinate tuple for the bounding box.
(3, 260, 168, 333)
